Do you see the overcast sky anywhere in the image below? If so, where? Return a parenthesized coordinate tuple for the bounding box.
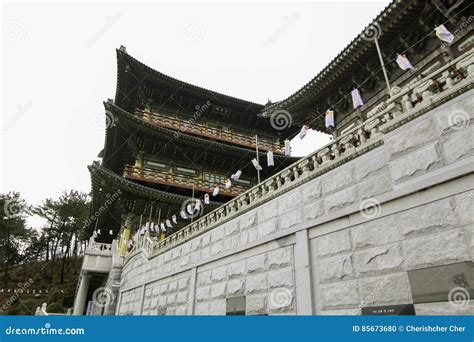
(1, 0, 390, 226)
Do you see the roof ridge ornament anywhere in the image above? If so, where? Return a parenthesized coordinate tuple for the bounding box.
(119, 45, 127, 53)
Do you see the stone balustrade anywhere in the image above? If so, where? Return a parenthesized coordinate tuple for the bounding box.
(126, 48, 473, 261)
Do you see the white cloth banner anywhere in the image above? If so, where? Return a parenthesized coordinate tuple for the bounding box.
(435, 24, 454, 43)
(213, 186, 220, 197)
(109, 230, 113, 235)
(284, 139, 292, 156)
(351, 89, 364, 109)
(172, 215, 177, 225)
(298, 125, 309, 139)
(231, 170, 242, 180)
(166, 219, 172, 228)
(396, 54, 414, 71)
(225, 179, 232, 189)
(204, 193, 210, 204)
(160, 223, 166, 232)
(325, 110, 335, 129)
(252, 158, 262, 171)
(180, 210, 188, 219)
(267, 151, 274, 166)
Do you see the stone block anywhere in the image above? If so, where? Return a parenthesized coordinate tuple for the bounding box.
(320, 308, 360, 315)
(176, 291, 188, 305)
(321, 165, 354, 194)
(167, 293, 177, 305)
(353, 243, 403, 276)
(354, 149, 387, 182)
(211, 241, 224, 256)
(279, 209, 302, 230)
(303, 200, 325, 220)
(268, 267, 293, 288)
(247, 254, 266, 273)
(195, 285, 210, 302)
(201, 233, 211, 247)
(197, 270, 211, 287)
(414, 300, 474, 315)
(212, 266, 227, 282)
(389, 143, 443, 184)
(320, 281, 359, 309)
(240, 212, 257, 230)
(211, 228, 225, 243)
(268, 288, 294, 311)
(246, 273, 267, 294)
(403, 228, 471, 270)
(386, 118, 438, 160)
(268, 246, 293, 269)
(278, 188, 302, 212)
(168, 281, 178, 293)
(224, 222, 239, 237)
(358, 273, 412, 306)
(324, 186, 358, 213)
(318, 254, 353, 283)
(227, 279, 245, 295)
(357, 168, 393, 199)
(257, 218, 278, 238)
(301, 178, 322, 205)
(442, 125, 474, 164)
(178, 277, 188, 291)
(208, 300, 226, 315)
(200, 246, 210, 260)
(246, 294, 267, 315)
(258, 200, 279, 222)
(453, 190, 474, 227)
(400, 198, 456, 237)
(210, 282, 226, 299)
(227, 260, 246, 279)
(313, 230, 351, 257)
(351, 215, 401, 249)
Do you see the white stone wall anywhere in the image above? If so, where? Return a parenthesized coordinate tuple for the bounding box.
(116, 90, 474, 315)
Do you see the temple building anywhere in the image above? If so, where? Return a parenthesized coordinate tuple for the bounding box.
(75, 0, 474, 316)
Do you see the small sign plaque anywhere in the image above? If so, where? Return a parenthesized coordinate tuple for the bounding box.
(361, 304, 416, 316)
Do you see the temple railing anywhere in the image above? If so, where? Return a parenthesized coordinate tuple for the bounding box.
(123, 164, 249, 197)
(86, 239, 112, 254)
(130, 48, 473, 258)
(135, 109, 284, 154)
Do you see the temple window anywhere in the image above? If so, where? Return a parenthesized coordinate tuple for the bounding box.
(175, 166, 197, 176)
(145, 160, 167, 170)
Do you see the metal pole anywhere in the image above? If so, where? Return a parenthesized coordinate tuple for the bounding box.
(374, 37, 391, 96)
(255, 135, 261, 184)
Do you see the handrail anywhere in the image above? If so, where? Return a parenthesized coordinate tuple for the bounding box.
(135, 109, 284, 154)
(123, 164, 249, 197)
(130, 48, 473, 259)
